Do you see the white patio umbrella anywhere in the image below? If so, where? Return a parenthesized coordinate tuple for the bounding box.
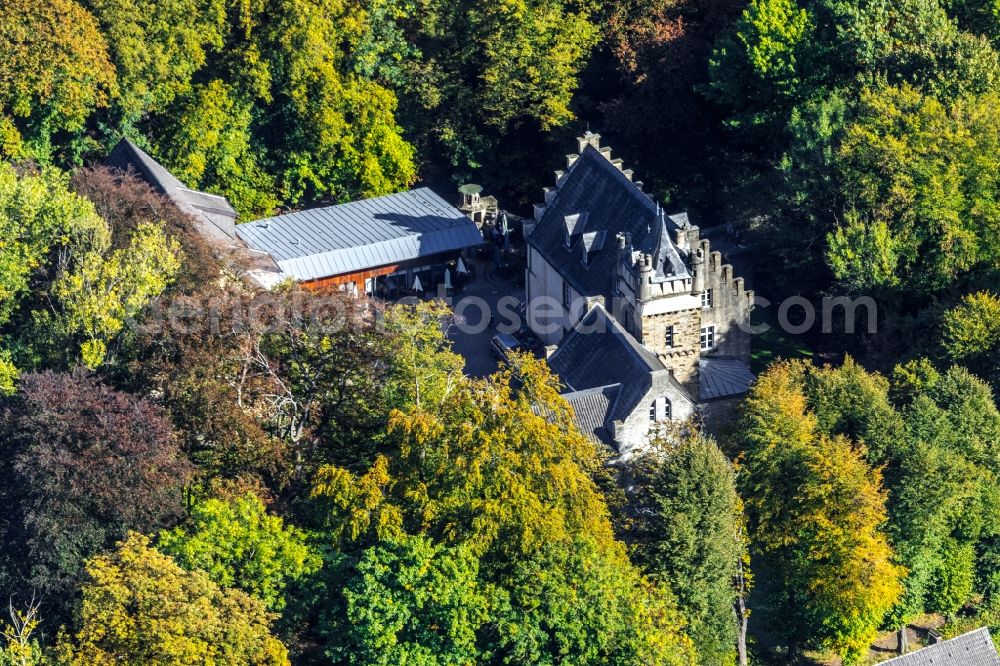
(444, 268, 452, 290)
(456, 257, 469, 274)
(412, 275, 423, 292)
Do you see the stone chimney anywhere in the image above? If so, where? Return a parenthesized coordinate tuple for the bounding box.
(577, 131, 601, 153)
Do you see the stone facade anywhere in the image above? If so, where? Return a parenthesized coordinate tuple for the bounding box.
(525, 132, 755, 444)
(686, 237, 754, 361)
(608, 370, 697, 456)
(611, 223, 753, 400)
(638, 307, 702, 395)
(615, 228, 754, 367)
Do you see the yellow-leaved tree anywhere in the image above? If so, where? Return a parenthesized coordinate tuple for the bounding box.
(308, 302, 697, 665)
(739, 361, 904, 663)
(52, 221, 180, 368)
(55, 533, 289, 666)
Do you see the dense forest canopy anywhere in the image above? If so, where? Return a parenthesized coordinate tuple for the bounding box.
(3, 0, 1000, 663)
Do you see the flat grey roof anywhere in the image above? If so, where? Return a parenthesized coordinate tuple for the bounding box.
(235, 187, 482, 281)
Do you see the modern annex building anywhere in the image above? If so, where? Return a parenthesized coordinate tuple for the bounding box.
(105, 138, 483, 294)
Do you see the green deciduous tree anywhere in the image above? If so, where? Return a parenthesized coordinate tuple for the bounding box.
(878, 366, 1000, 642)
(739, 362, 904, 663)
(830, 85, 1000, 294)
(741, 358, 1000, 655)
(825, 214, 900, 292)
(52, 221, 180, 368)
(0, 166, 105, 330)
(80, 0, 227, 129)
(886, 434, 982, 631)
(941, 291, 1000, 388)
(381, 301, 465, 411)
(339, 534, 488, 665)
(0, 164, 181, 374)
(193, 0, 417, 212)
(804, 355, 903, 462)
(942, 291, 1000, 359)
(474, 0, 599, 133)
(492, 536, 695, 666)
(0, 164, 108, 385)
(0, 0, 116, 161)
(708, 0, 812, 131)
(308, 305, 698, 664)
(158, 494, 321, 611)
(707, 0, 1000, 307)
(155, 80, 278, 219)
(390, 0, 599, 179)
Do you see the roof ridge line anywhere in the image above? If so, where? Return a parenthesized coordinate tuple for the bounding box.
(590, 304, 664, 371)
(577, 145, 657, 215)
(562, 382, 622, 398)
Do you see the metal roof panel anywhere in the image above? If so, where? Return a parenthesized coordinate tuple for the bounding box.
(236, 187, 483, 280)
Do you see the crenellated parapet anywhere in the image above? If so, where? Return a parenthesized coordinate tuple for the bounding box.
(691, 238, 754, 310)
(525, 129, 756, 433)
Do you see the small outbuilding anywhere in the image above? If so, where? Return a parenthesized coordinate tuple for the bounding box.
(880, 627, 1000, 666)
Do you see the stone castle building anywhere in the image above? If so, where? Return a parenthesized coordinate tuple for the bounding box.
(525, 132, 755, 456)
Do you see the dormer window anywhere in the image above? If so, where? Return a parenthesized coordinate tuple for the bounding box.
(563, 213, 588, 247)
(580, 230, 606, 267)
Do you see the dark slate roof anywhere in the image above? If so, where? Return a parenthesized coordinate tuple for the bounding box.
(527, 146, 689, 304)
(562, 384, 620, 445)
(105, 138, 238, 242)
(536, 384, 620, 446)
(235, 187, 483, 281)
(699, 357, 755, 401)
(548, 305, 693, 424)
(881, 628, 1000, 666)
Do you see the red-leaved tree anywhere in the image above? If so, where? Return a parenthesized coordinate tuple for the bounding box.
(0, 371, 193, 614)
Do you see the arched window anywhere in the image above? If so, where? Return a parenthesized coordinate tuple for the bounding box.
(648, 396, 672, 422)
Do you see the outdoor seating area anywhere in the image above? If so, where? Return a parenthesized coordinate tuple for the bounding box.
(372, 255, 477, 300)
